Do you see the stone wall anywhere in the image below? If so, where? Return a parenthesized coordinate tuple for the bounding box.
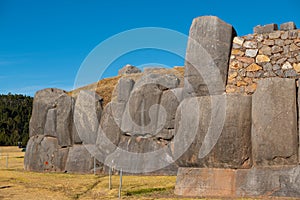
(226, 23, 300, 94)
(24, 15, 300, 198)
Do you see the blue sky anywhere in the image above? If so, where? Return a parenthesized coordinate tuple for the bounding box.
(0, 0, 299, 96)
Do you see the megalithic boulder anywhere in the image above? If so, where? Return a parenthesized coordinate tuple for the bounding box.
(173, 94, 252, 169)
(252, 78, 298, 166)
(29, 88, 67, 137)
(184, 16, 236, 97)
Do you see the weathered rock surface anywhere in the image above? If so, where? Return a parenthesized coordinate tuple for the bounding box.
(29, 88, 67, 137)
(175, 168, 236, 197)
(121, 73, 180, 136)
(254, 23, 278, 34)
(24, 135, 65, 172)
(65, 145, 95, 173)
(96, 102, 121, 160)
(174, 94, 252, 169)
(44, 109, 57, 137)
(105, 135, 178, 174)
(118, 64, 141, 75)
(252, 78, 298, 166)
(236, 166, 300, 197)
(280, 22, 296, 31)
(74, 90, 103, 144)
(133, 73, 180, 90)
(56, 94, 73, 147)
(175, 166, 300, 198)
(184, 16, 236, 97)
(116, 77, 135, 102)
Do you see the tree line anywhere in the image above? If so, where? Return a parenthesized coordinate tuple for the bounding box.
(0, 93, 33, 146)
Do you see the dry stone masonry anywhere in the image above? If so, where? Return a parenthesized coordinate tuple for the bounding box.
(227, 22, 300, 94)
(25, 16, 300, 198)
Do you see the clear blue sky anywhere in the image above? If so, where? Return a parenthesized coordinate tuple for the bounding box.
(1, 0, 299, 96)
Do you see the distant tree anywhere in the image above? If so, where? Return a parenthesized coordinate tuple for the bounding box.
(0, 94, 33, 146)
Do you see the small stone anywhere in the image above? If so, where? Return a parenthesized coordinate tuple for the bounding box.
(288, 58, 297, 63)
(293, 63, 300, 72)
(233, 37, 244, 46)
(281, 32, 289, 39)
(283, 45, 290, 54)
(246, 63, 262, 72)
(269, 31, 281, 39)
(228, 71, 238, 80)
(238, 69, 246, 77)
(280, 22, 297, 31)
(243, 41, 258, 48)
(262, 63, 273, 71)
(118, 64, 141, 75)
(236, 81, 248, 87)
(272, 45, 283, 54)
(245, 83, 257, 93)
(263, 71, 276, 77)
(226, 85, 236, 93)
(259, 46, 272, 55)
(289, 30, 298, 39)
(284, 39, 293, 45)
(277, 57, 287, 65)
(230, 61, 243, 69)
(246, 72, 255, 78)
(232, 49, 244, 56)
(256, 55, 270, 63)
(245, 49, 258, 57)
(290, 43, 300, 51)
(236, 56, 255, 64)
(254, 71, 264, 78)
(232, 43, 242, 49)
(282, 62, 293, 70)
(275, 39, 284, 46)
(275, 69, 284, 77)
(254, 24, 278, 34)
(263, 40, 275, 46)
(296, 55, 300, 62)
(270, 53, 282, 61)
(284, 69, 298, 77)
(256, 34, 264, 42)
(244, 77, 252, 84)
(273, 64, 281, 70)
(245, 34, 254, 40)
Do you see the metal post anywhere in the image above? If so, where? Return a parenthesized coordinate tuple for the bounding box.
(118, 168, 123, 199)
(93, 157, 96, 175)
(109, 167, 112, 190)
(6, 153, 8, 168)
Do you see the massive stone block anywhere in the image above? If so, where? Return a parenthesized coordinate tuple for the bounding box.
(175, 166, 300, 198)
(29, 88, 67, 137)
(105, 135, 177, 174)
(175, 168, 236, 197)
(236, 166, 300, 198)
(174, 94, 252, 169)
(121, 84, 163, 136)
(56, 94, 73, 147)
(74, 90, 103, 144)
(65, 145, 96, 173)
(24, 135, 64, 172)
(184, 16, 236, 97)
(121, 73, 180, 136)
(116, 77, 135, 102)
(252, 78, 298, 166)
(96, 102, 121, 160)
(44, 109, 57, 138)
(298, 79, 300, 164)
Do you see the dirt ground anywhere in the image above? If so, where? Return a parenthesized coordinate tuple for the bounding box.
(0, 146, 297, 200)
